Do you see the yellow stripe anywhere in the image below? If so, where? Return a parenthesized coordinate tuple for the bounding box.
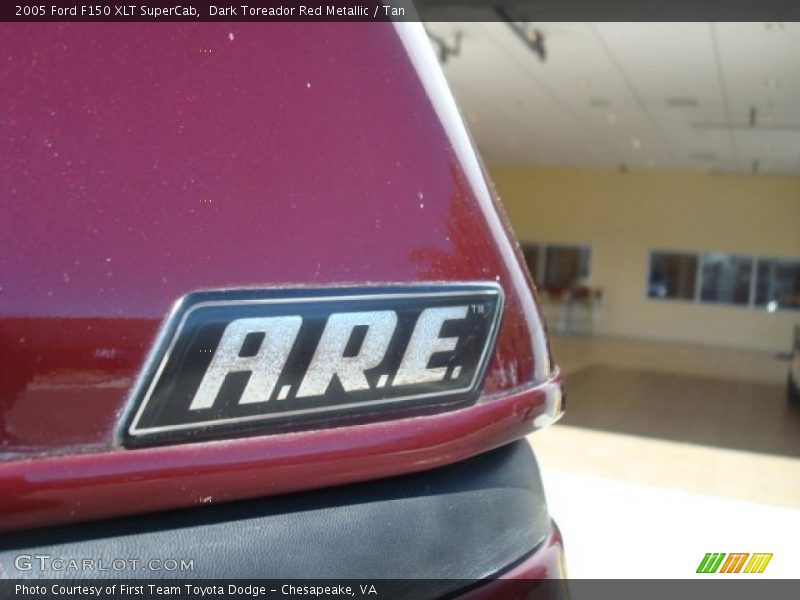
(757, 554, 773, 573)
(747, 554, 767, 573)
(744, 555, 759, 573)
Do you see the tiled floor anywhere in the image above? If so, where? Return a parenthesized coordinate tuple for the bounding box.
(527, 334, 800, 578)
(560, 365, 800, 457)
(529, 334, 800, 507)
(549, 333, 788, 384)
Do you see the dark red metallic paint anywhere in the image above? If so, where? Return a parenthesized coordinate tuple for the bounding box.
(0, 22, 561, 531)
(0, 377, 561, 532)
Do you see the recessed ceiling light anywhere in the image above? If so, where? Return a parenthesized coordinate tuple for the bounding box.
(630, 138, 642, 150)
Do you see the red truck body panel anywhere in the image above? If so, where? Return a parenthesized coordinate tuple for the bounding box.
(0, 22, 561, 532)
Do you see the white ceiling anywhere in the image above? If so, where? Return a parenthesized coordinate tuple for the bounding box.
(426, 22, 800, 174)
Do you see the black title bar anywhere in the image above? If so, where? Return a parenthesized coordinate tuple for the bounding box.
(3, 580, 799, 600)
(3, 0, 800, 22)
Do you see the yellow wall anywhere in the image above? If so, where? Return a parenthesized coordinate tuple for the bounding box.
(490, 166, 800, 352)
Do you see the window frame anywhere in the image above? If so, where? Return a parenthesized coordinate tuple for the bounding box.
(645, 249, 800, 312)
(754, 256, 800, 311)
(697, 251, 755, 307)
(520, 242, 593, 291)
(645, 249, 700, 303)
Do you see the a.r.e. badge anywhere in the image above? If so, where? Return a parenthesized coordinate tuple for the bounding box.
(121, 284, 503, 446)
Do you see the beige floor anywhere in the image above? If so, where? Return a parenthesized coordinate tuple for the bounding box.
(529, 334, 800, 508)
(549, 333, 789, 384)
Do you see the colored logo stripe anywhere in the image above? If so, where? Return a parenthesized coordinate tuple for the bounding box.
(720, 553, 749, 573)
(744, 553, 773, 573)
(697, 553, 726, 573)
(697, 553, 772, 574)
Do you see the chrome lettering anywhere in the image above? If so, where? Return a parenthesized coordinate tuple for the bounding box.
(189, 316, 302, 410)
(296, 311, 397, 397)
(394, 306, 468, 386)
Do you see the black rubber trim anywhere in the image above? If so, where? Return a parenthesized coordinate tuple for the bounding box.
(0, 440, 550, 581)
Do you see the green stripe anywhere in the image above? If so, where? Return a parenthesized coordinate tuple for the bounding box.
(696, 553, 713, 573)
(708, 553, 726, 573)
(697, 553, 726, 573)
(697, 552, 711, 573)
(703, 553, 719, 573)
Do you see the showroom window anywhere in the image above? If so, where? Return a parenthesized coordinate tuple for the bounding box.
(755, 258, 800, 311)
(699, 253, 753, 305)
(522, 243, 591, 290)
(647, 251, 799, 311)
(544, 245, 591, 288)
(647, 251, 698, 300)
